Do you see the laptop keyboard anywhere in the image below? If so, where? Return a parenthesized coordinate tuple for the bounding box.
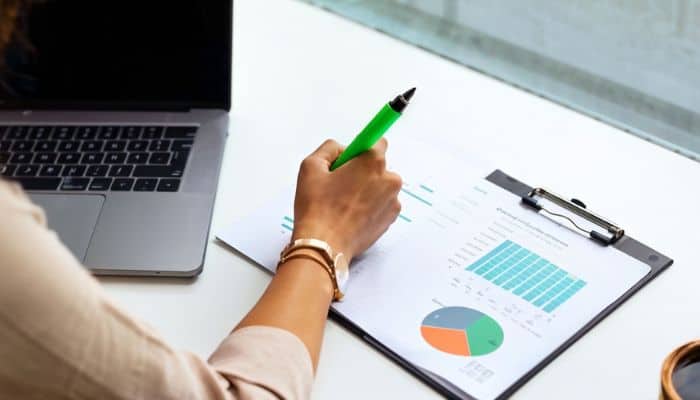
(0, 125, 197, 192)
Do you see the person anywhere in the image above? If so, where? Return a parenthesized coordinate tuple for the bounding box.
(0, 138, 402, 399)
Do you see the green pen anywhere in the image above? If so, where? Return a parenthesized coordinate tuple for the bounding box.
(330, 87, 416, 171)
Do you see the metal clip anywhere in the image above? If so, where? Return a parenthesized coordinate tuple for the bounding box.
(521, 188, 624, 245)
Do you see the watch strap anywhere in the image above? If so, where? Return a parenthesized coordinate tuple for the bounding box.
(279, 238, 344, 301)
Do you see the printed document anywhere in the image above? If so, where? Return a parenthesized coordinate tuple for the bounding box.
(217, 137, 650, 400)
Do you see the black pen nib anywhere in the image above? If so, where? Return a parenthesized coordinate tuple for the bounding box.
(403, 87, 416, 102)
(389, 87, 417, 113)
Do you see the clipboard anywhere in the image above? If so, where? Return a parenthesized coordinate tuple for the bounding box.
(327, 169, 673, 400)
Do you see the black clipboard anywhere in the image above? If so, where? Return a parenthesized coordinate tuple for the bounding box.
(327, 169, 673, 400)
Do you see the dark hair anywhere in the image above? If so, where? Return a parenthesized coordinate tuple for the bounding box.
(0, 1, 24, 66)
(0, 0, 35, 94)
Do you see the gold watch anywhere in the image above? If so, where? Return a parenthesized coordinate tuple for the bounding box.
(278, 238, 349, 301)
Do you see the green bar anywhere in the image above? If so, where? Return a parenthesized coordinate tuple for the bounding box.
(398, 214, 412, 222)
(283, 216, 294, 223)
(401, 188, 433, 206)
(419, 184, 434, 193)
(281, 223, 293, 232)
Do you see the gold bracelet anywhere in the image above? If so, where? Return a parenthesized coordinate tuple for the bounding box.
(278, 238, 349, 301)
(277, 249, 336, 298)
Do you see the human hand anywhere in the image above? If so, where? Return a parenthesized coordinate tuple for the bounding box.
(292, 138, 402, 262)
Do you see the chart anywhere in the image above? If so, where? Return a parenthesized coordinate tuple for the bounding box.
(421, 307, 504, 357)
(466, 240, 587, 312)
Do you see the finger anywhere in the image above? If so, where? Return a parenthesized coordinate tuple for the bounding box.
(372, 137, 388, 155)
(310, 139, 345, 164)
(374, 198, 402, 237)
(360, 138, 388, 165)
(385, 171, 403, 194)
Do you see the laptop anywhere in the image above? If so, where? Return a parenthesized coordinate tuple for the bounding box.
(0, 1, 232, 276)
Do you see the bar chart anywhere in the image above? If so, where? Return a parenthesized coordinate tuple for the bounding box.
(397, 182, 435, 224)
(281, 215, 294, 232)
(466, 240, 586, 312)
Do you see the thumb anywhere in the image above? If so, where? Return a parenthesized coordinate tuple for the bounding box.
(310, 139, 345, 166)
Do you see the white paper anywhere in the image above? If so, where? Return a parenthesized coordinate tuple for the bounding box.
(217, 136, 650, 400)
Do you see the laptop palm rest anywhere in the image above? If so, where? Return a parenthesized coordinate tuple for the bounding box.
(29, 194, 105, 262)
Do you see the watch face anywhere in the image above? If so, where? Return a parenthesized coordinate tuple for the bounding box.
(334, 253, 350, 291)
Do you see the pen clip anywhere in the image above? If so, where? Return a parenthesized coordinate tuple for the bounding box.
(521, 188, 624, 246)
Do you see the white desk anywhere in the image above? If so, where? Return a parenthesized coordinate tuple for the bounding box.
(102, 0, 700, 398)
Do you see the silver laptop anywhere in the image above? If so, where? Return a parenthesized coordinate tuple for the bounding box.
(0, 1, 231, 276)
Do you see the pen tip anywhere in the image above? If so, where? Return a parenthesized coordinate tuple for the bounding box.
(403, 87, 416, 101)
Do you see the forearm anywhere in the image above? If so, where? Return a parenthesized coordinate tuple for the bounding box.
(234, 138, 400, 372)
(236, 252, 334, 370)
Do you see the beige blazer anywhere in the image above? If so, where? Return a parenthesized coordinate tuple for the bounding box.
(0, 181, 313, 399)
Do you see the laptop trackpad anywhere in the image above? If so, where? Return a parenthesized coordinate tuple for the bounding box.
(29, 194, 105, 262)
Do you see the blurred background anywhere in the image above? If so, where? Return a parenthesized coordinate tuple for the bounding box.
(300, 0, 700, 161)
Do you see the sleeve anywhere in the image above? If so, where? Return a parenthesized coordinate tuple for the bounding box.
(0, 181, 314, 400)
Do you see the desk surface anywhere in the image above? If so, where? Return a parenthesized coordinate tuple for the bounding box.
(101, 0, 700, 398)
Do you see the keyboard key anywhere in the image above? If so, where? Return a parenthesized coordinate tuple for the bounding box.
(34, 153, 57, 164)
(61, 178, 90, 191)
(142, 126, 164, 139)
(97, 126, 120, 140)
(157, 179, 180, 192)
(133, 165, 183, 178)
(40, 165, 62, 177)
(171, 140, 194, 151)
(62, 165, 86, 177)
(81, 141, 103, 152)
(76, 126, 98, 140)
(119, 130, 139, 141)
(0, 153, 9, 163)
(12, 177, 61, 190)
(1, 164, 17, 176)
(149, 152, 170, 164)
(57, 141, 80, 152)
(28, 126, 53, 140)
(111, 178, 134, 191)
(57, 153, 81, 164)
(127, 140, 148, 151)
(134, 178, 157, 191)
(12, 140, 34, 152)
(127, 152, 149, 164)
(170, 151, 190, 167)
(15, 165, 39, 177)
(0, 141, 10, 151)
(10, 153, 32, 164)
(108, 165, 133, 177)
(164, 126, 197, 139)
(105, 152, 126, 164)
(35, 141, 58, 152)
(52, 126, 75, 140)
(149, 140, 171, 152)
(81, 153, 105, 164)
(86, 165, 109, 177)
(121, 126, 142, 139)
(105, 141, 127, 152)
(7, 126, 29, 140)
(89, 178, 113, 191)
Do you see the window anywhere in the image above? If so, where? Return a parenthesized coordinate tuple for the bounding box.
(302, 0, 700, 160)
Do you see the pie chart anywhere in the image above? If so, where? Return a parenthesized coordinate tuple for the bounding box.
(420, 306, 504, 357)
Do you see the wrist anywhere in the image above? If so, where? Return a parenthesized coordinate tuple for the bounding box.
(279, 238, 351, 301)
(291, 224, 354, 262)
(277, 248, 335, 300)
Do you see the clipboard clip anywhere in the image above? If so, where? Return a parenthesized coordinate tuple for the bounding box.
(521, 188, 625, 246)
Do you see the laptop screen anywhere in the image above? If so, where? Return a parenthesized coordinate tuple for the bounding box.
(0, 1, 231, 110)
